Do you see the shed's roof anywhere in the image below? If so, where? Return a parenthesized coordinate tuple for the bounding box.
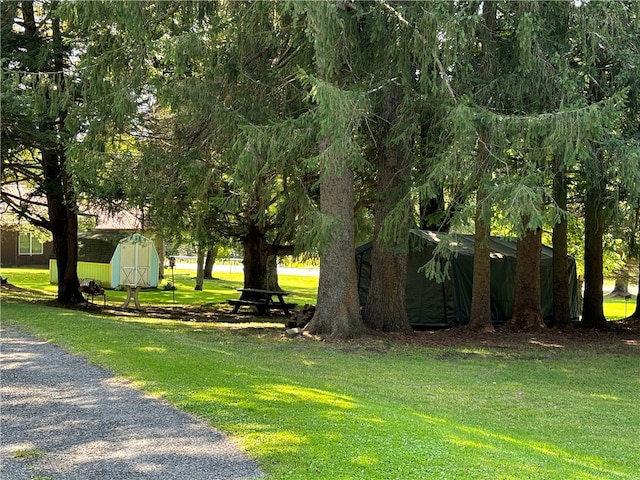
(50, 230, 131, 263)
(78, 231, 126, 263)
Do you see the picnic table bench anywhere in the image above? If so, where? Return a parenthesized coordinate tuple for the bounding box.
(228, 288, 296, 315)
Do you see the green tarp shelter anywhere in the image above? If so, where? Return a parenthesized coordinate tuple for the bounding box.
(355, 229, 581, 327)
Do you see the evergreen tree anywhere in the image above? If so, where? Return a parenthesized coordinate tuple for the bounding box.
(570, 1, 640, 327)
(443, 1, 627, 331)
(1, 0, 83, 302)
(467, 1, 498, 333)
(65, 1, 314, 292)
(299, 1, 366, 338)
(359, 4, 420, 334)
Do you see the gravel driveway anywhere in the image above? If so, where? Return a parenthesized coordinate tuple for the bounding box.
(0, 324, 264, 480)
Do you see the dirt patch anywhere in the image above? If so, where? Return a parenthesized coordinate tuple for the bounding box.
(96, 302, 640, 353)
(372, 319, 639, 354)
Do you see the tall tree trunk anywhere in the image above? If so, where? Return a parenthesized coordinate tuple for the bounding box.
(203, 245, 218, 280)
(467, 2, 497, 333)
(363, 84, 413, 334)
(582, 171, 607, 327)
(510, 226, 545, 330)
(194, 244, 205, 290)
(306, 141, 364, 338)
(242, 226, 271, 289)
(44, 150, 82, 303)
(467, 187, 494, 332)
(552, 164, 571, 328)
(25, 3, 81, 303)
(303, 2, 363, 338)
(154, 236, 165, 280)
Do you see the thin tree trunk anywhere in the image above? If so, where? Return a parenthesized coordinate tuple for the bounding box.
(194, 244, 205, 291)
(510, 226, 545, 330)
(582, 172, 607, 327)
(363, 83, 413, 334)
(203, 245, 218, 279)
(154, 236, 165, 280)
(467, 188, 494, 332)
(466, 3, 497, 333)
(552, 164, 571, 328)
(44, 150, 82, 303)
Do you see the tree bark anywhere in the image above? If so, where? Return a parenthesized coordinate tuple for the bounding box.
(467, 188, 494, 332)
(20, 2, 82, 303)
(304, 2, 363, 338)
(552, 164, 571, 328)
(510, 226, 545, 330)
(154, 236, 165, 280)
(203, 245, 218, 279)
(44, 151, 83, 303)
(363, 84, 413, 334)
(265, 252, 282, 291)
(306, 141, 364, 338)
(195, 244, 205, 290)
(466, 3, 497, 333)
(242, 225, 272, 289)
(582, 170, 608, 327)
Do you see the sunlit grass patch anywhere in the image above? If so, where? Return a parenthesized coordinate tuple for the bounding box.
(0, 266, 319, 308)
(603, 295, 637, 319)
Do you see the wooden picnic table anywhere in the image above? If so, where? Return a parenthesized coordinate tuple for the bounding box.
(228, 288, 296, 316)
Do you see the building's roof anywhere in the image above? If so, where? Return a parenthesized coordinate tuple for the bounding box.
(77, 231, 127, 263)
(49, 230, 131, 263)
(2, 184, 143, 231)
(90, 209, 143, 231)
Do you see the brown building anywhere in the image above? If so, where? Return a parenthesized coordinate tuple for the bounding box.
(1, 227, 54, 267)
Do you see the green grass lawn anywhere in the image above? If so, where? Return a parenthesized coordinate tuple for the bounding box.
(601, 294, 638, 320)
(0, 266, 318, 310)
(1, 267, 639, 479)
(1, 266, 635, 319)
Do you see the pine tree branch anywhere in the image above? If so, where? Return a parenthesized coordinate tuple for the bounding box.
(377, 0, 457, 103)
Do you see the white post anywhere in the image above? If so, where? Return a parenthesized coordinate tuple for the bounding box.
(134, 241, 139, 287)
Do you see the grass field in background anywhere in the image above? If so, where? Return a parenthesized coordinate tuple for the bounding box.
(0, 266, 636, 320)
(1, 298, 638, 480)
(0, 266, 318, 311)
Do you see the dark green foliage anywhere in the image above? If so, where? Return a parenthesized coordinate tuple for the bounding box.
(4, 0, 636, 331)
(1, 0, 84, 302)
